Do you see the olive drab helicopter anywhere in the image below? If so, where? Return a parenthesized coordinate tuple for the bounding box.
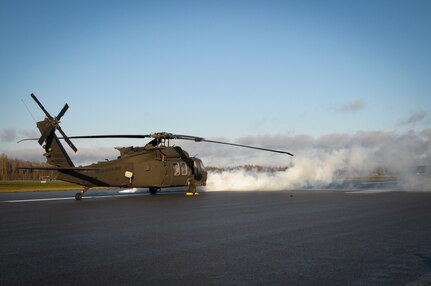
(18, 94, 293, 200)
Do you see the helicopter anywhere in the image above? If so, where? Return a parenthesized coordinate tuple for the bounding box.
(18, 94, 293, 200)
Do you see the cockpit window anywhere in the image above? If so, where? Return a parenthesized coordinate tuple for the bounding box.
(193, 159, 205, 174)
(194, 160, 200, 173)
(199, 160, 205, 171)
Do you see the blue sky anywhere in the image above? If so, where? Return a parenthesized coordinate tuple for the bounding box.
(1, 0, 430, 159)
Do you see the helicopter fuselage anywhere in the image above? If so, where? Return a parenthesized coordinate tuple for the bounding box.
(57, 146, 207, 190)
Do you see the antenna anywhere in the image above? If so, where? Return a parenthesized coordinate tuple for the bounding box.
(21, 98, 37, 123)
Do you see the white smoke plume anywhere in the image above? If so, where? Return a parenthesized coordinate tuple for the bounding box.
(203, 129, 431, 191)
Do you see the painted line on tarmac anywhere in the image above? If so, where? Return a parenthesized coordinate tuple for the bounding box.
(3, 197, 75, 203)
(1, 193, 148, 203)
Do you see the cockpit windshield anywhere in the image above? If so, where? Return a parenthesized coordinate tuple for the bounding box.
(193, 159, 206, 174)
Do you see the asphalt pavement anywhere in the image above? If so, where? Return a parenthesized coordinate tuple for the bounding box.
(1, 189, 431, 285)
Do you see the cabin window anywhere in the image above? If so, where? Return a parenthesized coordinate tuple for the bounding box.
(173, 162, 180, 176)
(180, 162, 188, 176)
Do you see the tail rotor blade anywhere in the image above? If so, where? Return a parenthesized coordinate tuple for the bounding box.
(45, 133, 55, 151)
(38, 126, 54, 146)
(31, 93, 53, 119)
(57, 127, 78, 152)
(56, 103, 69, 120)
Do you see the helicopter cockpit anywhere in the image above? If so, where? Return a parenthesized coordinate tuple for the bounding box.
(192, 158, 207, 182)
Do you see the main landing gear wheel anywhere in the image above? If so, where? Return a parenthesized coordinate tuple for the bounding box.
(186, 182, 199, 196)
(149, 187, 158, 195)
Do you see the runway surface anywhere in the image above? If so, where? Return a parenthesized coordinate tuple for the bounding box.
(1, 189, 431, 285)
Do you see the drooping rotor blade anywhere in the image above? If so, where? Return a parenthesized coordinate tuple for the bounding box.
(17, 138, 38, 143)
(56, 103, 69, 120)
(167, 134, 293, 155)
(38, 126, 54, 146)
(31, 93, 53, 119)
(188, 138, 293, 156)
(57, 127, 78, 152)
(174, 134, 205, 141)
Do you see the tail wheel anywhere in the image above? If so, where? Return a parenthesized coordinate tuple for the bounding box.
(74, 187, 89, 201)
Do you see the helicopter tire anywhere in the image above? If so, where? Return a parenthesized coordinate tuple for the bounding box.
(188, 183, 196, 194)
(75, 192, 83, 200)
(149, 187, 158, 195)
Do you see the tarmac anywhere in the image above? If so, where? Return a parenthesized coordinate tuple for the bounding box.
(1, 189, 431, 285)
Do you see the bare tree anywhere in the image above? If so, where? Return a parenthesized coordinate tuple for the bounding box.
(0, 153, 57, 181)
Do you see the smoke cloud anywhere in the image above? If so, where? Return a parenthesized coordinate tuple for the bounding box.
(203, 129, 431, 192)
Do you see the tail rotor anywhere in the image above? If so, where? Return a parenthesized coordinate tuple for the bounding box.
(31, 93, 77, 152)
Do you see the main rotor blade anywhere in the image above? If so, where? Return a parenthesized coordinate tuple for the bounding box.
(156, 134, 293, 156)
(56, 103, 69, 120)
(31, 93, 53, 119)
(57, 127, 78, 152)
(174, 134, 205, 141)
(62, 134, 199, 140)
(64, 135, 153, 140)
(198, 139, 293, 156)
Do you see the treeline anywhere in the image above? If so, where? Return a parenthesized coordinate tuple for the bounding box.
(0, 153, 57, 181)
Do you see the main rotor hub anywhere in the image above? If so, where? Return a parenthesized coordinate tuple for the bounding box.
(150, 132, 174, 139)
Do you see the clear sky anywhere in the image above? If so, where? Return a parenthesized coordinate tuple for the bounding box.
(1, 0, 430, 163)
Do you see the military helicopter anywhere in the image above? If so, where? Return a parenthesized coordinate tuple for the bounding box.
(19, 94, 293, 200)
